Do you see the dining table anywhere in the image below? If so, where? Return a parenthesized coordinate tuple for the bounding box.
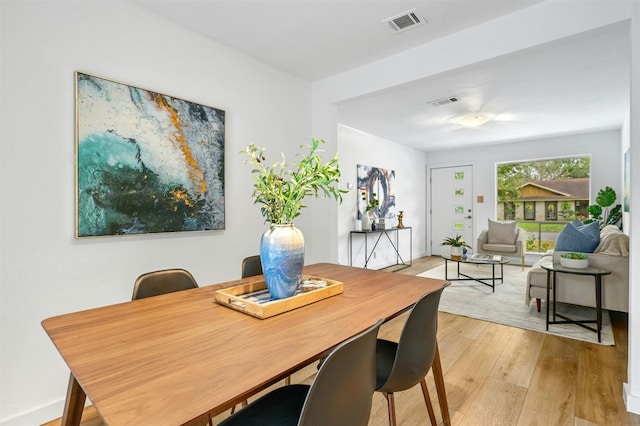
(42, 263, 451, 425)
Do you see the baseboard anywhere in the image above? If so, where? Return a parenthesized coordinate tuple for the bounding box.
(623, 383, 640, 414)
(0, 399, 64, 426)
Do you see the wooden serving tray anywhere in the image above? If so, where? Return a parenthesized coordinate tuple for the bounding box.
(214, 275, 344, 319)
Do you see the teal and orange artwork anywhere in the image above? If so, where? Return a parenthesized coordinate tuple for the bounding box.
(75, 72, 225, 237)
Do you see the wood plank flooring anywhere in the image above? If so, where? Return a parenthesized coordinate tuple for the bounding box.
(44, 257, 640, 426)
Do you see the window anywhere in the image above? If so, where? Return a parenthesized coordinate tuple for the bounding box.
(497, 156, 590, 222)
(524, 202, 536, 220)
(545, 201, 557, 220)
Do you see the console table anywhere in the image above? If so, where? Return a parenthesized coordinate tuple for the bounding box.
(349, 227, 412, 270)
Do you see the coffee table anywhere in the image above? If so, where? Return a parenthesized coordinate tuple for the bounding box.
(441, 255, 509, 292)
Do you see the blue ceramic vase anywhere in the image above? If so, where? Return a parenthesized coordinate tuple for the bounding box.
(260, 224, 305, 299)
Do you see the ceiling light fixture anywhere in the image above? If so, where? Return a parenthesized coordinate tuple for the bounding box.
(455, 113, 493, 127)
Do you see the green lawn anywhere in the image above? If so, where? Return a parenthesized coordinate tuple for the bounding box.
(517, 222, 568, 232)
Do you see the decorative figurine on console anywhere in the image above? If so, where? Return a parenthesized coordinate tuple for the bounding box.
(397, 211, 404, 228)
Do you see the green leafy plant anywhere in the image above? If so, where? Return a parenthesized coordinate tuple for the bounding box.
(361, 191, 379, 213)
(441, 234, 471, 249)
(583, 186, 622, 229)
(561, 252, 588, 260)
(241, 138, 347, 224)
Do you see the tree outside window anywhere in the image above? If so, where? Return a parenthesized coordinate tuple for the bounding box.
(497, 156, 590, 219)
(504, 202, 515, 220)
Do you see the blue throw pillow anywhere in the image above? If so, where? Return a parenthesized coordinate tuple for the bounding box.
(555, 221, 600, 253)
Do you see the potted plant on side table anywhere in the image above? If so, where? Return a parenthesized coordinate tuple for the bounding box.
(361, 191, 379, 231)
(442, 234, 472, 260)
(241, 138, 347, 299)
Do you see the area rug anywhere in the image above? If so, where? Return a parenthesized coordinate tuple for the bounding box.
(419, 263, 614, 345)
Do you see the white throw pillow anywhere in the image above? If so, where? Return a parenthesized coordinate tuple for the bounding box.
(487, 219, 517, 245)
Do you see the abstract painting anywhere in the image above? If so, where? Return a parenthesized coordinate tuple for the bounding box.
(357, 164, 396, 220)
(75, 72, 225, 237)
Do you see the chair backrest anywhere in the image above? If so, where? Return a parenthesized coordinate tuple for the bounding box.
(377, 287, 445, 393)
(299, 319, 384, 426)
(132, 268, 199, 300)
(241, 255, 263, 278)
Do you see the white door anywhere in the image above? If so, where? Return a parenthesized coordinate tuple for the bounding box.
(430, 166, 474, 257)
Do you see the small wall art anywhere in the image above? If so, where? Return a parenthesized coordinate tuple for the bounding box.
(357, 164, 396, 220)
(75, 72, 225, 238)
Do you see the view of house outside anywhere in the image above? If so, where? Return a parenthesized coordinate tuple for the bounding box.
(497, 156, 590, 253)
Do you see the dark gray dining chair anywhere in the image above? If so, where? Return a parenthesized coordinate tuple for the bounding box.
(240, 254, 294, 388)
(132, 268, 216, 425)
(241, 255, 263, 278)
(132, 268, 199, 300)
(218, 319, 384, 426)
(375, 287, 446, 426)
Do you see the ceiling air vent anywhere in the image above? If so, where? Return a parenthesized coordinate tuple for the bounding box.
(429, 97, 460, 107)
(383, 9, 426, 33)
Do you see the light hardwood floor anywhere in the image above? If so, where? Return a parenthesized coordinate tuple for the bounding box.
(45, 257, 640, 426)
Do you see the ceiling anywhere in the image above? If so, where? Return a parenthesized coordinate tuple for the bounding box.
(132, 1, 630, 152)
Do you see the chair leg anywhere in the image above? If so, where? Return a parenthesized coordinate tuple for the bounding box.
(420, 378, 438, 426)
(384, 393, 398, 426)
(432, 342, 451, 425)
(536, 298, 541, 312)
(285, 376, 291, 385)
(229, 399, 248, 415)
(522, 251, 525, 271)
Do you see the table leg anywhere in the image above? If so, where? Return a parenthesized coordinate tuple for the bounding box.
(545, 270, 551, 331)
(552, 271, 557, 320)
(444, 259, 449, 280)
(432, 341, 451, 425)
(61, 373, 86, 426)
(595, 276, 602, 343)
(491, 263, 496, 292)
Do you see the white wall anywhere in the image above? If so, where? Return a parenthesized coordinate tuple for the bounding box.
(0, 2, 315, 424)
(336, 125, 429, 269)
(624, 0, 640, 413)
(424, 130, 623, 250)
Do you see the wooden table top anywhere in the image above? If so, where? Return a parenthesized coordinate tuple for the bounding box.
(42, 263, 449, 425)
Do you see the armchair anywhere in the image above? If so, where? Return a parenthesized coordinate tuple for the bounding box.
(477, 220, 526, 271)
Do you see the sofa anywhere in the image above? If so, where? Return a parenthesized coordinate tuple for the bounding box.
(526, 225, 629, 313)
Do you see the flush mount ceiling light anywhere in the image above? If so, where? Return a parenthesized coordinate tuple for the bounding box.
(455, 113, 494, 127)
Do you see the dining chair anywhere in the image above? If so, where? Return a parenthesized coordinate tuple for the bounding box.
(132, 268, 215, 425)
(241, 255, 263, 278)
(375, 287, 446, 426)
(240, 254, 296, 388)
(218, 318, 384, 426)
(132, 268, 199, 300)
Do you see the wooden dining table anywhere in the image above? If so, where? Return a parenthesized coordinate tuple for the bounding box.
(42, 263, 451, 425)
